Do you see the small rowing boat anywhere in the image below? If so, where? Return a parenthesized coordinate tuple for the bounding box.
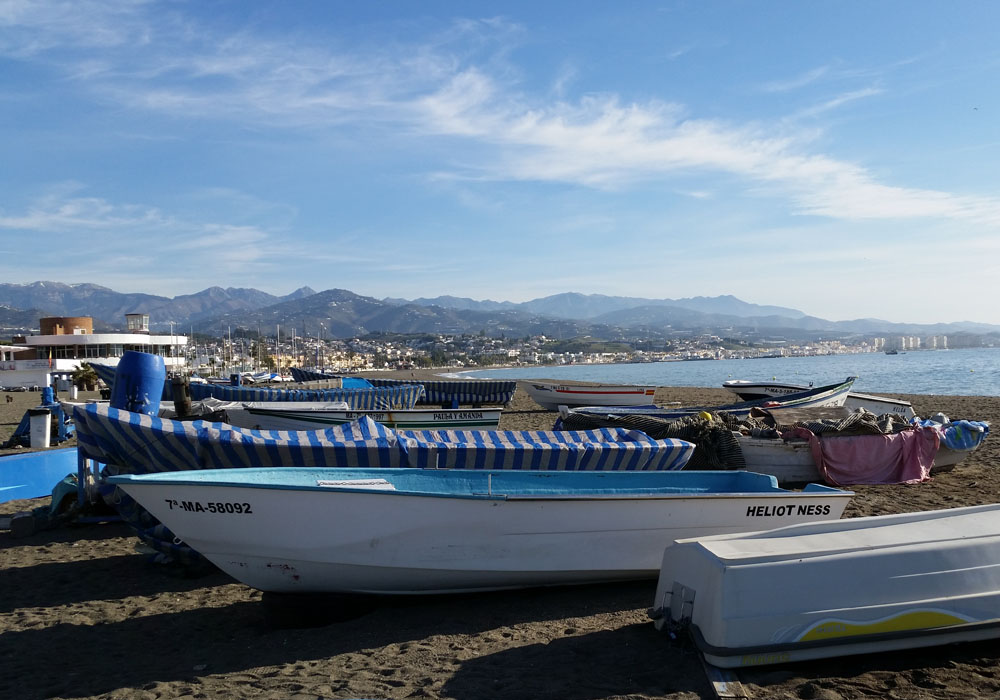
(522, 381, 657, 410)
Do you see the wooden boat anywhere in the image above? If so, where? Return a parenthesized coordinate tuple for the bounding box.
(564, 377, 857, 423)
(652, 504, 1000, 668)
(222, 402, 502, 431)
(522, 381, 657, 410)
(737, 432, 982, 483)
(722, 378, 915, 420)
(108, 467, 852, 594)
(732, 405, 988, 483)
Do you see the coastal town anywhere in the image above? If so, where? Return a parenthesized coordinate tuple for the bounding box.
(0, 310, 977, 390)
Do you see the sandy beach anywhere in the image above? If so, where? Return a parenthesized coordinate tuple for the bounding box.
(2, 376, 999, 700)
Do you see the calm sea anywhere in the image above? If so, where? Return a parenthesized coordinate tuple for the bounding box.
(457, 347, 1000, 397)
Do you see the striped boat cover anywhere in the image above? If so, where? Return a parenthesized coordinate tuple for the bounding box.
(187, 382, 424, 409)
(72, 403, 695, 473)
(74, 403, 409, 473)
(397, 427, 695, 471)
(291, 367, 517, 406)
(92, 364, 423, 409)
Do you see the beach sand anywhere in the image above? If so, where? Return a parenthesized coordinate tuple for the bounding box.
(2, 376, 999, 699)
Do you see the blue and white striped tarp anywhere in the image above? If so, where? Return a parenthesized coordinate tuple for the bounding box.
(186, 382, 424, 409)
(74, 403, 408, 473)
(72, 403, 695, 474)
(92, 364, 423, 409)
(397, 427, 695, 471)
(291, 367, 517, 406)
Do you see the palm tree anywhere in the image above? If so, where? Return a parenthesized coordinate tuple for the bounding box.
(71, 362, 99, 390)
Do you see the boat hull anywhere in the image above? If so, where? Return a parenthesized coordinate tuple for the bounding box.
(737, 434, 979, 483)
(653, 504, 1000, 667)
(110, 468, 851, 595)
(722, 380, 915, 420)
(224, 405, 502, 431)
(567, 377, 857, 422)
(523, 382, 657, 410)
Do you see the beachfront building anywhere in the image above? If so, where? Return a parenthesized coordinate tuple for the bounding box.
(0, 314, 187, 390)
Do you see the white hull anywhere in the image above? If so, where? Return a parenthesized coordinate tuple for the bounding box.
(722, 380, 914, 420)
(737, 434, 978, 483)
(113, 470, 851, 595)
(653, 504, 1000, 667)
(522, 381, 656, 410)
(224, 404, 502, 431)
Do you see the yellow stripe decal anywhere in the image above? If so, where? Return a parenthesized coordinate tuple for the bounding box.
(798, 610, 970, 642)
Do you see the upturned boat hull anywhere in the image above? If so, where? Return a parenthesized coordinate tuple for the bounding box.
(653, 504, 1000, 667)
(110, 468, 851, 595)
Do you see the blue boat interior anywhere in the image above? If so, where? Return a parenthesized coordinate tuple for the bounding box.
(108, 467, 850, 498)
(0, 448, 80, 504)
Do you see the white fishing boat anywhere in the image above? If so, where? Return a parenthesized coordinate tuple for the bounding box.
(564, 377, 857, 423)
(722, 379, 915, 420)
(222, 402, 502, 431)
(652, 504, 1000, 668)
(108, 468, 852, 595)
(522, 381, 657, 410)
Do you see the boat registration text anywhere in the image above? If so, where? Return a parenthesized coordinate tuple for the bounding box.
(162, 498, 253, 514)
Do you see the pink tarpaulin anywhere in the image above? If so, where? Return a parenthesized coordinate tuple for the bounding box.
(782, 426, 940, 486)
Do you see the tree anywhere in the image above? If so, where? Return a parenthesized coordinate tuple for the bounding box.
(72, 362, 99, 390)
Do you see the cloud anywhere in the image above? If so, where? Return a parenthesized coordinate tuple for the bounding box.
(7, 3, 1000, 236)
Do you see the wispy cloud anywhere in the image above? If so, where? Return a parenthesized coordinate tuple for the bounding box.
(7, 2, 1000, 241)
(760, 65, 832, 93)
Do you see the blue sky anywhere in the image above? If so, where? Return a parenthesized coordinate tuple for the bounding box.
(2, 1, 999, 325)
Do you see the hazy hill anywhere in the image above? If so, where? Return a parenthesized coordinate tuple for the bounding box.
(0, 281, 315, 330)
(1, 280, 998, 340)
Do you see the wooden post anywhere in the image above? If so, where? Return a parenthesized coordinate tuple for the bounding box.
(172, 376, 192, 418)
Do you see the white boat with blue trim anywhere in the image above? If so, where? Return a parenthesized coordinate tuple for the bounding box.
(108, 468, 852, 595)
(652, 504, 1000, 667)
(563, 377, 857, 423)
(722, 378, 915, 420)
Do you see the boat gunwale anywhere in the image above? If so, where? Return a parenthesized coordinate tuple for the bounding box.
(107, 470, 852, 501)
(685, 616, 1000, 661)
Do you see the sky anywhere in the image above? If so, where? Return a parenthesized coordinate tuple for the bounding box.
(2, 1, 999, 326)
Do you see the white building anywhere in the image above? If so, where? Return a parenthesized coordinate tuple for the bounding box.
(0, 314, 187, 390)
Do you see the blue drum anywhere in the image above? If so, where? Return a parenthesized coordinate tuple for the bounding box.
(110, 351, 166, 416)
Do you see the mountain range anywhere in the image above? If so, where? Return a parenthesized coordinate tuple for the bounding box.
(1, 281, 998, 341)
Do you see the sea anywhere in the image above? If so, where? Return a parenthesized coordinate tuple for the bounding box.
(456, 347, 1000, 397)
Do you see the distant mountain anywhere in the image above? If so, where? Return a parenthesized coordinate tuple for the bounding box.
(384, 295, 518, 313)
(393, 291, 806, 321)
(0, 305, 47, 334)
(0, 281, 316, 330)
(200, 288, 545, 337)
(1, 280, 998, 341)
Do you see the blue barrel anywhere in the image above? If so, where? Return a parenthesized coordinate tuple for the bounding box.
(110, 351, 166, 416)
(230, 373, 241, 386)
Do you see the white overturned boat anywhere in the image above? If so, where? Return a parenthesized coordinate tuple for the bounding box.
(222, 402, 502, 431)
(722, 378, 915, 420)
(652, 504, 1000, 668)
(108, 468, 851, 595)
(522, 381, 657, 410)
